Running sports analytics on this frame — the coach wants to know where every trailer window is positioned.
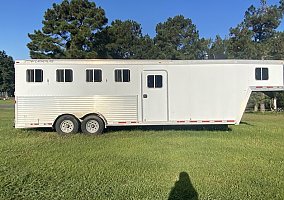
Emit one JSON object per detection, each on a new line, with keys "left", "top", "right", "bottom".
{"left": 65, "top": 70, "right": 73, "bottom": 82}
{"left": 147, "top": 75, "right": 163, "bottom": 88}
{"left": 35, "top": 69, "right": 43, "bottom": 82}
{"left": 56, "top": 70, "right": 64, "bottom": 82}
{"left": 147, "top": 75, "right": 154, "bottom": 88}
{"left": 255, "top": 68, "right": 261, "bottom": 80}
{"left": 26, "top": 69, "right": 43, "bottom": 82}
{"left": 86, "top": 69, "right": 102, "bottom": 82}
{"left": 262, "top": 68, "right": 269, "bottom": 80}
{"left": 26, "top": 69, "right": 34, "bottom": 82}
{"left": 255, "top": 68, "right": 269, "bottom": 80}
{"left": 115, "top": 69, "right": 130, "bottom": 82}
{"left": 155, "top": 75, "right": 163, "bottom": 88}
{"left": 56, "top": 69, "right": 73, "bottom": 82}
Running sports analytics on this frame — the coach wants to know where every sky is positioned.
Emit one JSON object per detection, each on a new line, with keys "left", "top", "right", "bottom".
{"left": 0, "top": 0, "right": 283, "bottom": 60}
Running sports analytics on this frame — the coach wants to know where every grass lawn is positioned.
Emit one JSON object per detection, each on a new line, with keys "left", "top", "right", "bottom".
{"left": 0, "top": 104, "right": 283, "bottom": 199}
{"left": 0, "top": 99, "right": 14, "bottom": 105}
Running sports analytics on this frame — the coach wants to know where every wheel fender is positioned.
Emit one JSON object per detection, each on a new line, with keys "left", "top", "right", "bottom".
{"left": 53, "top": 113, "right": 79, "bottom": 129}
{"left": 81, "top": 113, "right": 107, "bottom": 128}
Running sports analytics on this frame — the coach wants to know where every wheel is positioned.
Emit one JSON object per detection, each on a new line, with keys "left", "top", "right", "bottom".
{"left": 81, "top": 115, "right": 104, "bottom": 135}
{"left": 55, "top": 115, "right": 79, "bottom": 134}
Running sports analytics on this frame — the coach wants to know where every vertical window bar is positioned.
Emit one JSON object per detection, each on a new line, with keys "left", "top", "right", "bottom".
{"left": 255, "top": 68, "right": 261, "bottom": 80}
{"left": 86, "top": 69, "right": 93, "bottom": 82}
{"left": 262, "top": 68, "right": 269, "bottom": 80}
{"left": 35, "top": 69, "right": 43, "bottom": 82}
{"left": 31, "top": 70, "right": 34, "bottom": 82}
{"left": 26, "top": 69, "right": 34, "bottom": 82}
{"left": 155, "top": 75, "right": 163, "bottom": 88}
{"left": 115, "top": 70, "right": 122, "bottom": 82}
{"left": 26, "top": 69, "right": 29, "bottom": 82}
{"left": 147, "top": 75, "right": 154, "bottom": 88}
{"left": 65, "top": 69, "right": 73, "bottom": 82}
{"left": 56, "top": 69, "right": 64, "bottom": 82}
{"left": 123, "top": 69, "right": 130, "bottom": 82}
{"left": 94, "top": 69, "right": 102, "bottom": 82}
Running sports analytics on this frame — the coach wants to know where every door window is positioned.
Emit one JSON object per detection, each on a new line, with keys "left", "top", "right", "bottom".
{"left": 147, "top": 75, "right": 163, "bottom": 88}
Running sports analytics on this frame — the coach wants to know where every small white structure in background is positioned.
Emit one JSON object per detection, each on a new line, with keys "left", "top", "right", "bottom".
{"left": 14, "top": 59, "right": 284, "bottom": 134}
{"left": 272, "top": 97, "right": 277, "bottom": 110}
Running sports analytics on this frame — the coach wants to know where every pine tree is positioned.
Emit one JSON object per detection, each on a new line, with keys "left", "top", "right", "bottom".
{"left": 154, "top": 15, "right": 203, "bottom": 60}
{"left": 0, "top": 51, "right": 14, "bottom": 97}
{"left": 27, "top": 0, "right": 107, "bottom": 59}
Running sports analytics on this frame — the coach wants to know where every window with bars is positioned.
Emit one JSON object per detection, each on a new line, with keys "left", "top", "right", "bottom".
{"left": 115, "top": 69, "right": 130, "bottom": 82}
{"left": 86, "top": 69, "right": 102, "bottom": 82}
{"left": 255, "top": 68, "right": 269, "bottom": 80}
{"left": 147, "top": 75, "right": 163, "bottom": 88}
{"left": 26, "top": 69, "right": 43, "bottom": 82}
{"left": 56, "top": 69, "right": 73, "bottom": 82}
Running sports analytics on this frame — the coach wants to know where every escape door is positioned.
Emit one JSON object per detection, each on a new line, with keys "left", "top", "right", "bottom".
{"left": 142, "top": 71, "right": 168, "bottom": 122}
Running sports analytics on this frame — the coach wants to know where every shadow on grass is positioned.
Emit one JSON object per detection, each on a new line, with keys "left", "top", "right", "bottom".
{"left": 0, "top": 104, "right": 14, "bottom": 108}
{"left": 240, "top": 121, "right": 254, "bottom": 126}
{"left": 23, "top": 125, "right": 231, "bottom": 134}
{"left": 105, "top": 125, "right": 231, "bottom": 133}
{"left": 21, "top": 127, "right": 54, "bottom": 133}
{"left": 168, "top": 172, "right": 198, "bottom": 200}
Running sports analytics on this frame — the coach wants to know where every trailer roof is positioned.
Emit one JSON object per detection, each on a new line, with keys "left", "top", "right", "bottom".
{"left": 15, "top": 59, "right": 284, "bottom": 65}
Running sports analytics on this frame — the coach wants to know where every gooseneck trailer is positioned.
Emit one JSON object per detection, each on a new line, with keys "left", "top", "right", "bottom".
{"left": 14, "top": 59, "right": 284, "bottom": 134}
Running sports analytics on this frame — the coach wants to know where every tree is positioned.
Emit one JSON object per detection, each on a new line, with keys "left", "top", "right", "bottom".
{"left": 248, "top": 92, "right": 271, "bottom": 112}
{"left": 27, "top": 0, "right": 107, "bottom": 59}
{"left": 227, "top": 23, "right": 258, "bottom": 59}
{"left": 228, "top": 0, "right": 284, "bottom": 110}
{"left": 95, "top": 20, "right": 161, "bottom": 59}
{"left": 208, "top": 35, "right": 228, "bottom": 59}
{"left": 154, "top": 15, "right": 202, "bottom": 60}
{"left": 104, "top": 20, "right": 143, "bottom": 59}
{"left": 244, "top": 0, "right": 284, "bottom": 42}
{"left": 129, "top": 34, "right": 162, "bottom": 59}
{"left": 227, "top": 0, "right": 284, "bottom": 59}
{"left": 0, "top": 51, "right": 14, "bottom": 98}
{"left": 276, "top": 92, "right": 284, "bottom": 109}
{"left": 265, "top": 31, "right": 284, "bottom": 60}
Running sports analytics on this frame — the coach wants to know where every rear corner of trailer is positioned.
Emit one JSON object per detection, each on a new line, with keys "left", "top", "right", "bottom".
{"left": 281, "top": 62, "right": 284, "bottom": 92}
{"left": 14, "top": 60, "right": 23, "bottom": 129}
{"left": 14, "top": 60, "right": 19, "bottom": 128}
{"left": 280, "top": 61, "right": 284, "bottom": 90}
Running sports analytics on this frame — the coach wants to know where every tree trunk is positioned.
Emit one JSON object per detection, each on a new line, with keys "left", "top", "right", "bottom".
{"left": 260, "top": 102, "right": 265, "bottom": 112}
{"left": 272, "top": 97, "right": 277, "bottom": 111}
{"left": 254, "top": 103, "right": 258, "bottom": 112}
{"left": 260, "top": 92, "right": 266, "bottom": 112}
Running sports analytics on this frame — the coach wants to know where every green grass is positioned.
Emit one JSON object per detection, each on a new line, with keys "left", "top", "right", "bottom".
{"left": 0, "top": 99, "right": 14, "bottom": 105}
{"left": 0, "top": 106, "right": 283, "bottom": 199}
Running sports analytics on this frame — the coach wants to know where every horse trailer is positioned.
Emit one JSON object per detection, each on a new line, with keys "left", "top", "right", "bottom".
{"left": 14, "top": 59, "right": 284, "bottom": 134}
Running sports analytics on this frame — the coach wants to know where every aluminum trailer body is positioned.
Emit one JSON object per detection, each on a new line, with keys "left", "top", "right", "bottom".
{"left": 14, "top": 59, "right": 284, "bottom": 134}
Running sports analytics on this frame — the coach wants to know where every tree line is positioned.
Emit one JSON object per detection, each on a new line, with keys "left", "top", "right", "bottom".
{"left": 26, "top": 0, "right": 284, "bottom": 60}
{"left": 1, "top": 0, "right": 284, "bottom": 108}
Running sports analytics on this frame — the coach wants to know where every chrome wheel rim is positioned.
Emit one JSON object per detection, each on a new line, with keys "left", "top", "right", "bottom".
{"left": 60, "top": 120, "right": 74, "bottom": 133}
{"left": 86, "top": 120, "right": 99, "bottom": 134}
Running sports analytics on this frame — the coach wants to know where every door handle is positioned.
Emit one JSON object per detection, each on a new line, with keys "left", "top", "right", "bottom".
{"left": 143, "top": 94, "right": 148, "bottom": 98}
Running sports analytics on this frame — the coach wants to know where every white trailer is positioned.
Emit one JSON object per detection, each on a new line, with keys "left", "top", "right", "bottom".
{"left": 14, "top": 59, "right": 284, "bottom": 134}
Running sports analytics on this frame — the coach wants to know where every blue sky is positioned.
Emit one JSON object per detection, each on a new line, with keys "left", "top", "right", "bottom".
{"left": 0, "top": 0, "right": 283, "bottom": 60}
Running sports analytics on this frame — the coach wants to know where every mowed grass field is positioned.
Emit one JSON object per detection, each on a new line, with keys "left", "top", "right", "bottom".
{"left": 0, "top": 99, "right": 14, "bottom": 105}
{"left": 0, "top": 102, "right": 283, "bottom": 199}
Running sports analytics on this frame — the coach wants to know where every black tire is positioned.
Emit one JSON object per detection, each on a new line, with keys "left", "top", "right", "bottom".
{"left": 81, "top": 115, "right": 104, "bottom": 135}
{"left": 55, "top": 115, "right": 79, "bottom": 134}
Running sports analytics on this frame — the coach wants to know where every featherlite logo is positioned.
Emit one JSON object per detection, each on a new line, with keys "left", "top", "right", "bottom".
{"left": 29, "top": 60, "right": 54, "bottom": 64}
